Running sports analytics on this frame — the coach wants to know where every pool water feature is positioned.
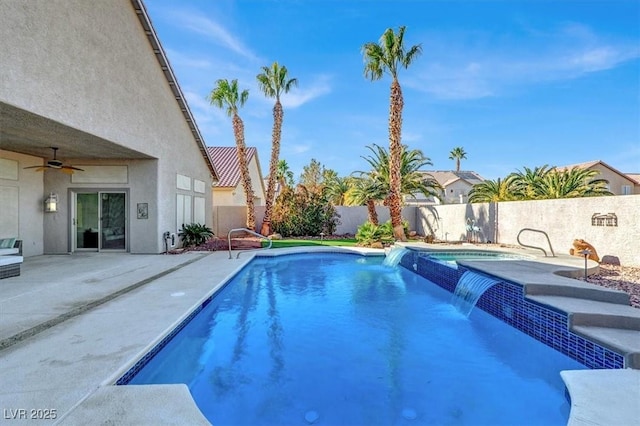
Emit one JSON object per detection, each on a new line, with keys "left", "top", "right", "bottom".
{"left": 382, "top": 246, "right": 409, "bottom": 267}
{"left": 125, "top": 253, "right": 586, "bottom": 425}
{"left": 452, "top": 270, "right": 501, "bottom": 316}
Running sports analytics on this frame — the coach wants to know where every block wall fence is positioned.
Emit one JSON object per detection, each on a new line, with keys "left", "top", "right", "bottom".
{"left": 213, "top": 194, "right": 639, "bottom": 266}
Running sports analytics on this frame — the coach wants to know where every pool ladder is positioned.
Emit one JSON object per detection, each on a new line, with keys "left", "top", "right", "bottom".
{"left": 517, "top": 228, "right": 556, "bottom": 257}
{"left": 227, "top": 228, "right": 272, "bottom": 259}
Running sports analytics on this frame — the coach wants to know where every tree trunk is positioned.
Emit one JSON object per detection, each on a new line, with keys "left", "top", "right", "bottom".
{"left": 260, "top": 100, "right": 283, "bottom": 236}
{"left": 366, "top": 199, "right": 379, "bottom": 226}
{"left": 388, "top": 79, "right": 406, "bottom": 241}
{"left": 232, "top": 113, "right": 256, "bottom": 230}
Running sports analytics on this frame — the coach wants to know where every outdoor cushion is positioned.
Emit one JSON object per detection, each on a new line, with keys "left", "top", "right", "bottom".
{"left": 0, "top": 255, "right": 22, "bottom": 266}
{"left": 0, "top": 238, "right": 16, "bottom": 249}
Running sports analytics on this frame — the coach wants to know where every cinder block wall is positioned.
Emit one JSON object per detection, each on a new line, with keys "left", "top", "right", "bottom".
{"left": 214, "top": 195, "right": 639, "bottom": 266}
{"left": 417, "top": 195, "right": 640, "bottom": 266}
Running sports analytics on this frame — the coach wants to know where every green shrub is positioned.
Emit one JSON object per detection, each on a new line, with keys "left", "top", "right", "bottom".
{"left": 180, "top": 223, "right": 214, "bottom": 247}
{"left": 271, "top": 186, "right": 340, "bottom": 237}
{"left": 355, "top": 219, "right": 409, "bottom": 246}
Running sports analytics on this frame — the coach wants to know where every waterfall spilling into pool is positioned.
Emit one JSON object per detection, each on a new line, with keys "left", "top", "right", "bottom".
{"left": 382, "top": 247, "right": 409, "bottom": 267}
{"left": 452, "top": 270, "right": 500, "bottom": 316}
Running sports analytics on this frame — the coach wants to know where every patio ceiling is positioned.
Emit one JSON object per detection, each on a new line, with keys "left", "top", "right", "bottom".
{"left": 0, "top": 101, "right": 154, "bottom": 160}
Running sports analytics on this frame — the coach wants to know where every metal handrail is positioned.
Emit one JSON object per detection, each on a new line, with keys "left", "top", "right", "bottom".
{"left": 517, "top": 228, "right": 555, "bottom": 257}
{"left": 227, "top": 228, "right": 272, "bottom": 259}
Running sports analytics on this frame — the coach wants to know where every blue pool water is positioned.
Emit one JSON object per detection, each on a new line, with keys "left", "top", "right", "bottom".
{"left": 128, "top": 253, "right": 586, "bottom": 425}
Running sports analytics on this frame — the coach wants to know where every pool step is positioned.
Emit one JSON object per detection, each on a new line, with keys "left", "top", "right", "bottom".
{"left": 524, "top": 282, "right": 630, "bottom": 305}
{"left": 526, "top": 294, "right": 640, "bottom": 368}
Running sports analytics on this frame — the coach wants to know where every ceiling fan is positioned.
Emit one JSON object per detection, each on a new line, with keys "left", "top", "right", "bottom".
{"left": 23, "top": 147, "right": 84, "bottom": 174}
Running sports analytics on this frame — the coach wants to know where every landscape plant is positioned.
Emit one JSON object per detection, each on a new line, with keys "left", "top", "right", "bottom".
{"left": 271, "top": 185, "right": 340, "bottom": 237}
{"left": 468, "top": 165, "right": 613, "bottom": 202}
{"left": 449, "top": 147, "right": 467, "bottom": 172}
{"left": 362, "top": 26, "right": 422, "bottom": 241}
{"left": 180, "top": 223, "right": 214, "bottom": 247}
{"left": 355, "top": 219, "right": 410, "bottom": 247}
{"left": 208, "top": 79, "right": 256, "bottom": 230}
{"left": 256, "top": 62, "right": 297, "bottom": 236}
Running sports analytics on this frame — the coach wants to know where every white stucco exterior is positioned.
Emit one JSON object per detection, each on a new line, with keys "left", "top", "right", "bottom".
{"left": 0, "top": 0, "right": 216, "bottom": 255}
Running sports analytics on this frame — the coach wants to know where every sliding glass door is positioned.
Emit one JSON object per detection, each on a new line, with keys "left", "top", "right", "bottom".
{"left": 73, "top": 191, "right": 127, "bottom": 251}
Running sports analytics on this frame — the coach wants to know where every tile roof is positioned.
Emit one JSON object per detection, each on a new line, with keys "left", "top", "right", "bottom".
{"left": 207, "top": 146, "right": 257, "bottom": 188}
{"left": 626, "top": 174, "right": 640, "bottom": 184}
{"left": 556, "top": 160, "right": 638, "bottom": 183}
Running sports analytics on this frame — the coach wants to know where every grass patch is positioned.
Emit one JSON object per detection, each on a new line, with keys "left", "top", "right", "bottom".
{"left": 262, "top": 238, "right": 358, "bottom": 248}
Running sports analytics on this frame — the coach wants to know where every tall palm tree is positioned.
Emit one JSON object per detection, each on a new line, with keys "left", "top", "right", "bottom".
{"left": 449, "top": 147, "right": 467, "bottom": 172}
{"left": 256, "top": 62, "right": 298, "bottom": 236}
{"left": 468, "top": 176, "right": 519, "bottom": 203}
{"left": 208, "top": 79, "right": 256, "bottom": 230}
{"left": 362, "top": 26, "right": 422, "bottom": 241}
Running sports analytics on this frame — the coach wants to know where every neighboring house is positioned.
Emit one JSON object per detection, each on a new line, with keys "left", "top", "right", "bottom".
{"left": 0, "top": 0, "right": 218, "bottom": 256}
{"left": 407, "top": 171, "right": 486, "bottom": 205}
{"left": 626, "top": 174, "right": 640, "bottom": 192}
{"left": 207, "top": 147, "right": 266, "bottom": 206}
{"left": 557, "top": 160, "right": 640, "bottom": 195}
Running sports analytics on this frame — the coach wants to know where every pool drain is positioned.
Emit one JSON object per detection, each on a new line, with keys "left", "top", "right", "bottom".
{"left": 305, "top": 410, "right": 319, "bottom": 424}
{"left": 402, "top": 408, "right": 417, "bottom": 420}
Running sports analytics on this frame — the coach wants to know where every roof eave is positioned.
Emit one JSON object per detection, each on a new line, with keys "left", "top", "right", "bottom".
{"left": 130, "top": 0, "right": 219, "bottom": 182}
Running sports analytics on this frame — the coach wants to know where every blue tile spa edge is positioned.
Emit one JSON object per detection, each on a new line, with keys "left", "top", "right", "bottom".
{"left": 400, "top": 250, "right": 625, "bottom": 370}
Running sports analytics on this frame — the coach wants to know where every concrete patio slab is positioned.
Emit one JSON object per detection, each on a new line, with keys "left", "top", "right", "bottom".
{"left": 0, "top": 246, "right": 638, "bottom": 425}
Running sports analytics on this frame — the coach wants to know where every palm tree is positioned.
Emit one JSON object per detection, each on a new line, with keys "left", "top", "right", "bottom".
{"left": 536, "top": 167, "right": 612, "bottom": 199}
{"left": 511, "top": 165, "right": 552, "bottom": 199}
{"left": 449, "top": 147, "right": 467, "bottom": 172}
{"left": 347, "top": 176, "right": 386, "bottom": 225}
{"left": 468, "top": 176, "right": 519, "bottom": 203}
{"left": 208, "top": 79, "right": 256, "bottom": 230}
{"left": 276, "top": 159, "right": 294, "bottom": 190}
{"left": 358, "top": 143, "right": 441, "bottom": 204}
{"left": 323, "top": 175, "right": 351, "bottom": 206}
{"left": 362, "top": 26, "right": 422, "bottom": 241}
{"left": 257, "top": 62, "right": 298, "bottom": 236}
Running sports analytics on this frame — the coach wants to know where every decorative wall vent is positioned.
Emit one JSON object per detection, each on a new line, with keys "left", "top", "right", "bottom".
{"left": 591, "top": 213, "right": 617, "bottom": 227}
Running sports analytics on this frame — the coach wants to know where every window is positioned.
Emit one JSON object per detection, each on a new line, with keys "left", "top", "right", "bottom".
{"left": 622, "top": 185, "right": 632, "bottom": 195}
{"left": 176, "top": 194, "right": 192, "bottom": 232}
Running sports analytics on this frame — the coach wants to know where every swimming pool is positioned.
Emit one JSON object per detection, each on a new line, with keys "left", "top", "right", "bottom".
{"left": 123, "top": 252, "right": 587, "bottom": 425}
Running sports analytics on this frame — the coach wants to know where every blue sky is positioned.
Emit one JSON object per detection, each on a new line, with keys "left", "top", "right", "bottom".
{"left": 144, "top": 0, "right": 640, "bottom": 181}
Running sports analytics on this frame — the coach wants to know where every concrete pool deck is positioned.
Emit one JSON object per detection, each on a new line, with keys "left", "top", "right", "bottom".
{"left": 0, "top": 246, "right": 638, "bottom": 425}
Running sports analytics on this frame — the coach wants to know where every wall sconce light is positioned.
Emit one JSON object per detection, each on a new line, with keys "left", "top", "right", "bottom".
{"left": 44, "top": 193, "right": 58, "bottom": 212}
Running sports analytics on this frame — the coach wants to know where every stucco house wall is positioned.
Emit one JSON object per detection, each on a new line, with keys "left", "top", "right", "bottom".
{"left": 0, "top": 0, "right": 214, "bottom": 254}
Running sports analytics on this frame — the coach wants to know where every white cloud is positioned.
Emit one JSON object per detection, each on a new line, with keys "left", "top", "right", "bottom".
{"left": 171, "top": 10, "right": 258, "bottom": 62}
{"left": 408, "top": 25, "right": 640, "bottom": 100}
{"left": 281, "top": 75, "right": 332, "bottom": 108}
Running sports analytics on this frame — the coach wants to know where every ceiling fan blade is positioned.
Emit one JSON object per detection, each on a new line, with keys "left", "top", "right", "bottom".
{"left": 62, "top": 165, "right": 84, "bottom": 172}
{"left": 23, "top": 165, "right": 47, "bottom": 169}
{"left": 61, "top": 168, "right": 76, "bottom": 175}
